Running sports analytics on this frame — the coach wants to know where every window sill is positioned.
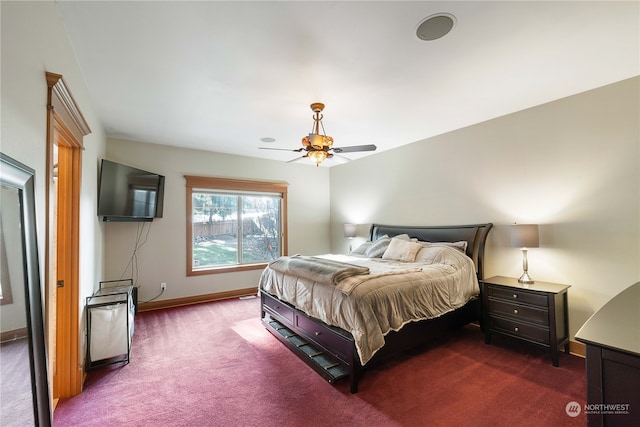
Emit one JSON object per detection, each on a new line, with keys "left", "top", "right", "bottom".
{"left": 187, "top": 262, "right": 268, "bottom": 277}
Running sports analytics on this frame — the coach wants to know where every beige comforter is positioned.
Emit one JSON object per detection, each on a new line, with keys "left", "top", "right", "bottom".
{"left": 259, "top": 245, "right": 479, "bottom": 365}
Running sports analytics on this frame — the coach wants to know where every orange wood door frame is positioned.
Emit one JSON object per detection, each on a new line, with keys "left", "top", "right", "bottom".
{"left": 45, "top": 72, "right": 91, "bottom": 400}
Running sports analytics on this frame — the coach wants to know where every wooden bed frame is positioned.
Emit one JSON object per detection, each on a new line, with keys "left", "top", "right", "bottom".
{"left": 260, "top": 223, "right": 493, "bottom": 393}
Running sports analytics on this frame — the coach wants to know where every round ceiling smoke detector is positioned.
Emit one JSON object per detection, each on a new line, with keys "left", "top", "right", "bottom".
{"left": 416, "top": 13, "right": 456, "bottom": 41}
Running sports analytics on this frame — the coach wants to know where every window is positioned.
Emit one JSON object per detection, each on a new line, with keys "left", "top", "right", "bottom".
{"left": 185, "top": 176, "right": 288, "bottom": 276}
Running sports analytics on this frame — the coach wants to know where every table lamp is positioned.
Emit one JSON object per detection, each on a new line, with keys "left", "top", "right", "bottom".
{"left": 344, "top": 223, "right": 357, "bottom": 252}
{"left": 511, "top": 224, "right": 539, "bottom": 284}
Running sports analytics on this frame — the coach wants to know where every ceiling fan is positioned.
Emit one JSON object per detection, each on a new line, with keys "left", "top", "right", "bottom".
{"left": 260, "top": 102, "right": 377, "bottom": 166}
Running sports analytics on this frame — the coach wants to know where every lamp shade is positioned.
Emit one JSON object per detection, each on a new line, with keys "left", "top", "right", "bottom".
{"left": 343, "top": 223, "right": 357, "bottom": 238}
{"left": 511, "top": 224, "right": 539, "bottom": 248}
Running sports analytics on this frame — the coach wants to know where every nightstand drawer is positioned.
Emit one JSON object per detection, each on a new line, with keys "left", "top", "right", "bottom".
{"left": 262, "top": 293, "right": 295, "bottom": 325}
{"left": 488, "top": 299, "right": 549, "bottom": 326}
{"left": 487, "top": 285, "right": 548, "bottom": 307}
{"left": 490, "top": 316, "right": 549, "bottom": 345}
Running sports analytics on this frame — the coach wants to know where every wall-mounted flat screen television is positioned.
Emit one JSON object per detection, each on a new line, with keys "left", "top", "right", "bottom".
{"left": 97, "top": 159, "right": 165, "bottom": 222}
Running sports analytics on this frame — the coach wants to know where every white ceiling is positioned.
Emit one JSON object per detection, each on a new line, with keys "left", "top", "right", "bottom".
{"left": 56, "top": 1, "right": 639, "bottom": 166}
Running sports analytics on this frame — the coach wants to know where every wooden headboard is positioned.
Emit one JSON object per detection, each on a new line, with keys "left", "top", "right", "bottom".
{"left": 369, "top": 223, "right": 493, "bottom": 280}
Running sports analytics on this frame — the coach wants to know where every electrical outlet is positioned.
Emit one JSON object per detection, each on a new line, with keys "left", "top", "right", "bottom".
{"left": 160, "top": 282, "right": 167, "bottom": 291}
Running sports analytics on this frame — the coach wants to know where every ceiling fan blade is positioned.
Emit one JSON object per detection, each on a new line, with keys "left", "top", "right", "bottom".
{"left": 332, "top": 144, "right": 377, "bottom": 153}
{"left": 331, "top": 154, "right": 351, "bottom": 164}
{"left": 260, "top": 147, "right": 304, "bottom": 152}
{"left": 286, "top": 155, "right": 308, "bottom": 163}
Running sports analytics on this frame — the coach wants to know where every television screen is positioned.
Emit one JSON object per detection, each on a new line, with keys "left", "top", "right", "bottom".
{"left": 97, "top": 159, "right": 165, "bottom": 221}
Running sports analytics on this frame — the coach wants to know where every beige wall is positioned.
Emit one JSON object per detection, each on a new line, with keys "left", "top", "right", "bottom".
{"left": 1, "top": 1, "right": 107, "bottom": 355}
{"left": 330, "top": 77, "right": 640, "bottom": 337}
{"left": 104, "top": 138, "right": 330, "bottom": 303}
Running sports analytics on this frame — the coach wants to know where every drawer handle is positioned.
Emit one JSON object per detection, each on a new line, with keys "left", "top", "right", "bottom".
{"left": 513, "top": 309, "right": 519, "bottom": 314}
{"left": 513, "top": 294, "right": 518, "bottom": 299}
{"left": 514, "top": 327, "right": 519, "bottom": 332}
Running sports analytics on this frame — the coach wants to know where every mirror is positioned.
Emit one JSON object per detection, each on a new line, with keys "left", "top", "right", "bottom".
{"left": 0, "top": 153, "right": 51, "bottom": 426}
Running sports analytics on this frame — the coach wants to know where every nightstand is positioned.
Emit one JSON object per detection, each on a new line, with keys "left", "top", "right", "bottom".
{"left": 480, "top": 275, "right": 570, "bottom": 366}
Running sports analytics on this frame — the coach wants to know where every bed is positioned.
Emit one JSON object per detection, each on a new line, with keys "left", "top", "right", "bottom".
{"left": 259, "top": 223, "right": 493, "bottom": 393}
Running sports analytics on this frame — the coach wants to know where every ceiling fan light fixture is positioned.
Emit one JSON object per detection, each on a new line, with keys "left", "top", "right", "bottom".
{"left": 301, "top": 102, "right": 334, "bottom": 164}
{"left": 304, "top": 133, "right": 333, "bottom": 150}
{"left": 307, "top": 150, "right": 330, "bottom": 167}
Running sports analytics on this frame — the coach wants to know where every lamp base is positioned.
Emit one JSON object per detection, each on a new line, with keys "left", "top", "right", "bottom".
{"left": 518, "top": 272, "right": 534, "bottom": 285}
{"left": 518, "top": 248, "right": 534, "bottom": 285}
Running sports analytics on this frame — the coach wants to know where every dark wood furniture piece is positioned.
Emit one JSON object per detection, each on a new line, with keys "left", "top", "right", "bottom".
{"left": 480, "top": 275, "right": 570, "bottom": 366}
{"left": 261, "top": 223, "right": 492, "bottom": 393}
{"left": 575, "top": 282, "right": 640, "bottom": 426}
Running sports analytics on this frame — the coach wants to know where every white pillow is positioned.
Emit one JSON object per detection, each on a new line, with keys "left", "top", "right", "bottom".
{"left": 392, "top": 233, "right": 411, "bottom": 241}
{"left": 382, "top": 238, "right": 423, "bottom": 262}
{"left": 350, "top": 241, "right": 372, "bottom": 255}
{"left": 364, "top": 237, "right": 391, "bottom": 258}
{"left": 415, "top": 245, "right": 444, "bottom": 263}
{"left": 418, "top": 240, "right": 468, "bottom": 253}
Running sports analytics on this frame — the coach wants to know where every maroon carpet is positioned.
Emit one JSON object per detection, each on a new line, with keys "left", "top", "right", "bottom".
{"left": 54, "top": 297, "right": 586, "bottom": 426}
